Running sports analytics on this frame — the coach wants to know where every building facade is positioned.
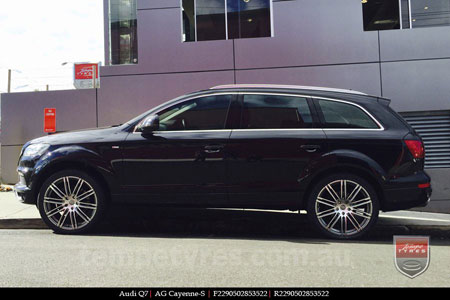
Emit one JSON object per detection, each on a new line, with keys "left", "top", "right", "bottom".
{"left": 1, "top": 0, "right": 449, "bottom": 211}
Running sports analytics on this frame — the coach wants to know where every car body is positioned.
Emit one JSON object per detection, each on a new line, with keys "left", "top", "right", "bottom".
{"left": 14, "top": 84, "right": 432, "bottom": 238}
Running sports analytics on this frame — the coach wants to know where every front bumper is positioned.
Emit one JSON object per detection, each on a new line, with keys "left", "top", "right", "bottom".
{"left": 14, "top": 168, "right": 36, "bottom": 205}
{"left": 382, "top": 171, "right": 432, "bottom": 211}
{"left": 14, "top": 182, "right": 33, "bottom": 204}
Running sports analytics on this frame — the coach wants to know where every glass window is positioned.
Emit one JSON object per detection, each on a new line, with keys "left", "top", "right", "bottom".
{"left": 157, "top": 95, "right": 231, "bottom": 131}
{"left": 109, "top": 0, "right": 138, "bottom": 65}
{"left": 228, "top": 0, "right": 271, "bottom": 39}
{"left": 411, "top": 0, "right": 450, "bottom": 28}
{"left": 363, "top": 0, "right": 450, "bottom": 31}
{"left": 182, "top": 0, "right": 196, "bottom": 42}
{"left": 317, "top": 100, "right": 379, "bottom": 129}
{"left": 182, "top": 0, "right": 272, "bottom": 42}
{"left": 241, "top": 95, "right": 312, "bottom": 129}
{"left": 196, "top": 0, "right": 227, "bottom": 41}
{"left": 362, "top": 0, "right": 400, "bottom": 31}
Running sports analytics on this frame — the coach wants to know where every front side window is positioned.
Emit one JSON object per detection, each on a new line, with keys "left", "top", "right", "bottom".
{"left": 157, "top": 95, "right": 232, "bottom": 131}
{"left": 363, "top": 0, "right": 450, "bottom": 31}
{"left": 317, "top": 100, "right": 379, "bottom": 129}
{"left": 241, "top": 94, "right": 312, "bottom": 129}
{"left": 109, "top": 0, "right": 138, "bottom": 65}
{"left": 182, "top": 0, "right": 272, "bottom": 42}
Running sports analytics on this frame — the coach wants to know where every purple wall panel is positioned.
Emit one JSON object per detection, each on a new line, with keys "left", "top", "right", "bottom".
{"left": 102, "top": 8, "right": 234, "bottom": 76}
{"left": 1, "top": 146, "right": 22, "bottom": 184}
{"left": 1, "top": 89, "right": 97, "bottom": 146}
{"left": 138, "top": 0, "right": 179, "bottom": 10}
{"left": 97, "top": 70, "right": 235, "bottom": 126}
{"left": 236, "top": 63, "right": 382, "bottom": 96}
{"left": 234, "top": 0, "right": 379, "bottom": 69}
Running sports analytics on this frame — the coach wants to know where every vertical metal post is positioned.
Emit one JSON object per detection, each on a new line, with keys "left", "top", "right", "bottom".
{"left": 225, "top": 0, "right": 228, "bottom": 40}
{"left": 408, "top": 0, "right": 412, "bottom": 29}
{"left": 46, "top": 84, "right": 49, "bottom": 91}
{"left": 194, "top": 0, "right": 197, "bottom": 42}
{"left": 92, "top": 65, "right": 96, "bottom": 89}
{"left": 7, "top": 69, "right": 11, "bottom": 93}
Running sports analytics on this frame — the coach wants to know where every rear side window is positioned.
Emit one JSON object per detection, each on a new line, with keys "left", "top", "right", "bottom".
{"left": 316, "top": 99, "right": 379, "bottom": 129}
{"left": 157, "top": 95, "right": 231, "bottom": 131}
{"left": 242, "top": 94, "right": 313, "bottom": 129}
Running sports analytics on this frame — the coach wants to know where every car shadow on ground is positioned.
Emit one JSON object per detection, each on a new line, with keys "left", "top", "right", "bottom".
{"left": 86, "top": 205, "right": 450, "bottom": 245}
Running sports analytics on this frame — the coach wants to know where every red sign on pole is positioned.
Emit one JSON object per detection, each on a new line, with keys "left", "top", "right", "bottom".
{"left": 74, "top": 63, "right": 100, "bottom": 89}
{"left": 44, "top": 108, "right": 56, "bottom": 133}
{"left": 74, "top": 63, "right": 99, "bottom": 80}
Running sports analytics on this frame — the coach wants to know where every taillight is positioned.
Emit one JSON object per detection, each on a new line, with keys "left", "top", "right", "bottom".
{"left": 404, "top": 140, "right": 425, "bottom": 159}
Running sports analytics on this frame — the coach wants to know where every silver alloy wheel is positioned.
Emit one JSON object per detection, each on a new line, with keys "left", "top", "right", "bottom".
{"left": 43, "top": 176, "right": 98, "bottom": 230}
{"left": 315, "top": 179, "right": 373, "bottom": 236}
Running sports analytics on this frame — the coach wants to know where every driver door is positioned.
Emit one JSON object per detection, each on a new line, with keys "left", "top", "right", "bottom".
{"left": 120, "top": 94, "right": 234, "bottom": 205}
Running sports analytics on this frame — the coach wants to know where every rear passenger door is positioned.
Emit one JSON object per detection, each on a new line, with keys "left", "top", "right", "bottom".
{"left": 226, "top": 93, "right": 327, "bottom": 207}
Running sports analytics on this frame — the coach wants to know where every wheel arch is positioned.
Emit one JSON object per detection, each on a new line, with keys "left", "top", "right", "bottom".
{"left": 299, "top": 163, "right": 386, "bottom": 211}
{"left": 30, "top": 160, "right": 112, "bottom": 205}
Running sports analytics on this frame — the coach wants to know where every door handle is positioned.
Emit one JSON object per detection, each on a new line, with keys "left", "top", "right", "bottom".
{"left": 300, "top": 144, "right": 321, "bottom": 152}
{"left": 204, "top": 145, "right": 224, "bottom": 154}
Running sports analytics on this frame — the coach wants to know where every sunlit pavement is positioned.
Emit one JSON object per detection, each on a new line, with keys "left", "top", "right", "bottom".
{"left": 0, "top": 191, "right": 450, "bottom": 287}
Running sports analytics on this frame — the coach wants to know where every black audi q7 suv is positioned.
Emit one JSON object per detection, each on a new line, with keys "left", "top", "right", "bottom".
{"left": 14, "top": 84, "right": 431, "bottom": 239}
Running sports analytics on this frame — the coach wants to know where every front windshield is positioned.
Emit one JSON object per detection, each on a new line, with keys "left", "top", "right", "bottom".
{"left": 124, "top": 94, "right": 189, "bottom": 126}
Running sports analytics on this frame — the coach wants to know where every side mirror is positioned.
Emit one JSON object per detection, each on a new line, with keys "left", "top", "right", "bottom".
{"left": 139, "top": 115, "right": 159, "bottom": 134}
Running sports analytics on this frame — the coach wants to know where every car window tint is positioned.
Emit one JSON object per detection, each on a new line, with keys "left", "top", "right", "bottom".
{"left": 317, "top": 99, "right": 379, "bottom": 129}
{"left": 242, "top": 94, "right": 312, "bottom": 129}
{"left": 157, "top": 95, "right": 231, "bottom": 131}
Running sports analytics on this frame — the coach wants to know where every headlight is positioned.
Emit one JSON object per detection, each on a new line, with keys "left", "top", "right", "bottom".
{"left": 22, "top": 144, "right": 50, "bottom": 158}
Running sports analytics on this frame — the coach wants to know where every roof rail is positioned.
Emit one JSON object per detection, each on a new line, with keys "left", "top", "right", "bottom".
{"left": 210, "top": 84, "right": 367, "bottom": 95}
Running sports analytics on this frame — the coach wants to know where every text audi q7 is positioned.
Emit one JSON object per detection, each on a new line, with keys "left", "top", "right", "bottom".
{"left": 14, "top": 84, "right": 432, "bottom": 239}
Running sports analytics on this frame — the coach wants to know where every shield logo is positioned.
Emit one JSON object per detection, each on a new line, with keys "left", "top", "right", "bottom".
{"left": 394, "top": 236, "right": 430, "bottom": 278}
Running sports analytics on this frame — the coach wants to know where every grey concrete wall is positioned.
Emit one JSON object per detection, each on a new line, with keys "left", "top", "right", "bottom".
{"left": 0, "top": 90, "right": 97, "bottom": 184}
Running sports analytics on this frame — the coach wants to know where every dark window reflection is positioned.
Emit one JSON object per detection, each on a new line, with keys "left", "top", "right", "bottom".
{"left": 157, "top": 95, "right": 231, "bottom": 131}
{"left": 109, "top": 0, "right": 138, "bottom": 65}
{"left": 182, "top": 0, "right": 196, "bottom": 42}
{"left": 411, "top": 0, "right": 450, "bottom": 28}
{"left": 242, "top": 95, "right": 312, "bottom": 129}
{"left": 362, "top": 0, "right": 400, "bottom": 31}
{"left": 182, "top": 0, "right": 272, "bottom": 42}
{"left": 196, "top": 0, "right": 226, "bottom": 41}
{"left": 228, "top": 0, "right": 271, "bottom": 39}
{"left": 317, "top": 100, "right": 378, "bottom": 129}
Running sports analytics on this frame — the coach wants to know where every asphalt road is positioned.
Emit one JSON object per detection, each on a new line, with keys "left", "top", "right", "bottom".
{"left": 1, "top": 207, "right": 449, "bottom": 287}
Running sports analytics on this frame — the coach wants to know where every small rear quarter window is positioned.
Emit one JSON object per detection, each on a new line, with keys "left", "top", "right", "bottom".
{"left": 317, "top": 99, "right": 379, "bottom": 129}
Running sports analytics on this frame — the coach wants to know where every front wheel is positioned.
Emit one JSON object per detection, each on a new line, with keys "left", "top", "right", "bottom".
{"left": 307, "top": 173, "right": 379, "bottom": 239}
{"left": 37, "top": 170, "right": 106, "bottom": 234}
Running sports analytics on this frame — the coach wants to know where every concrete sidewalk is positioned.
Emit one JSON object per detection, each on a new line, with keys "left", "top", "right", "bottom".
{"left": 0, "top": 189, "right": 44, "bottom": 229}
{"left": 0, "top": 190, "right": 40, "bottom": 219}
{"left": 1, "top": 188, "right": 450, "bottom": 229}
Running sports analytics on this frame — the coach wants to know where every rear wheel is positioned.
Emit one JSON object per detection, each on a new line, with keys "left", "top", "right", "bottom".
{"left": 307, "top": 173, "right": 379, "bottom": 239}
{"left": 37, "top": 170, "right": 106, "bottom": 234}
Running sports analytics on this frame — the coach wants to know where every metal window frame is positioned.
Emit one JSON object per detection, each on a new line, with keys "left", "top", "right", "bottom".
{"left": 399, "top": 0, "right": 413, "bottom": 29}
{"left": 133, "top": 92, "right": 385, "bottom": 133}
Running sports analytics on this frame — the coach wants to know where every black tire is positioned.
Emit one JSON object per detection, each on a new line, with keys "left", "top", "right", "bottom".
{"left": 37, "top": 169, "right": 107, "bottom": 234}
{"left": 306, "top": 173, "right": 379, "bottom": 240}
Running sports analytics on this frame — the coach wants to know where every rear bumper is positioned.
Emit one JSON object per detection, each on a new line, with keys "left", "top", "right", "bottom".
{"left": 382, "top": 171, "right": 432, "bottom": 211}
